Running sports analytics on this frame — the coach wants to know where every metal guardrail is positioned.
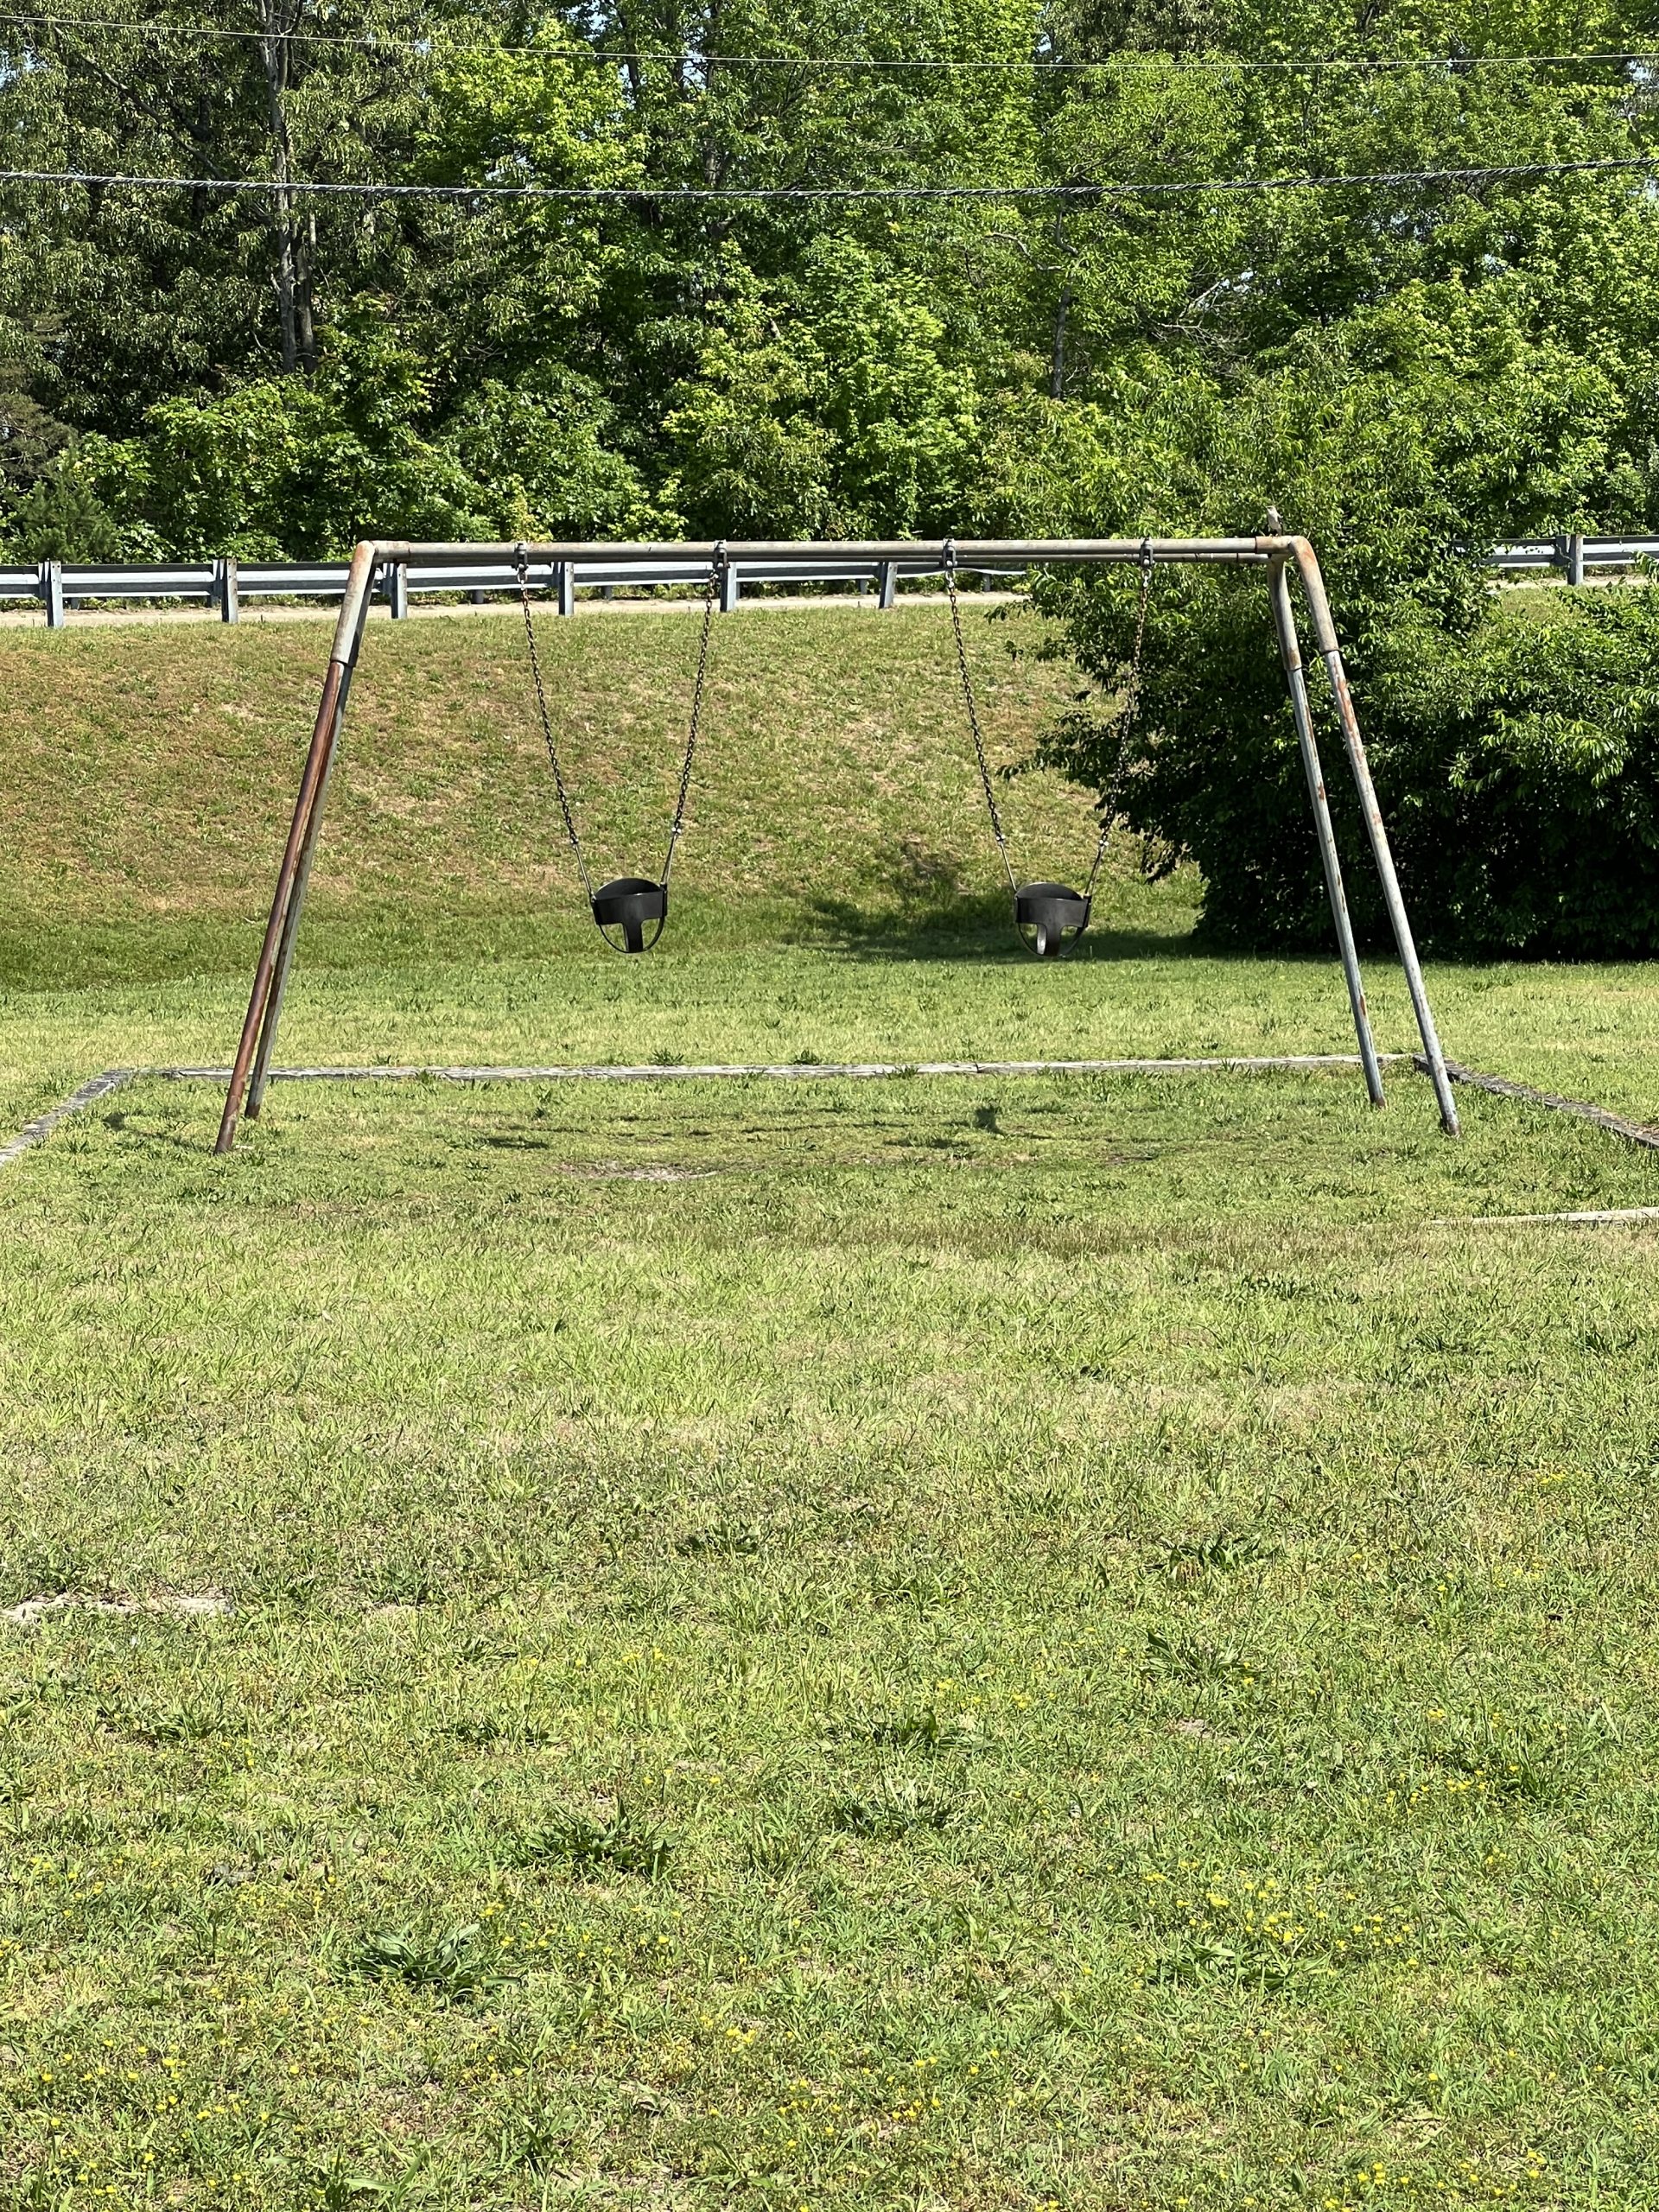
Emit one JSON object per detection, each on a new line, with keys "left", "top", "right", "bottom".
{"left": 1488, "top": 532, "right": 1659, "bottom": 585}
{"left": 0, "top": 533, "right": 1649, "bottom": 627}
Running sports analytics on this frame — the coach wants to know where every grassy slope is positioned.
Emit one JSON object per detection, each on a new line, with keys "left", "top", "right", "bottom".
{"left": 0, "top": 599, "right": 1155, "bottom": 985}
{"left": 3, "top": 607, "right": 1659, "bottom": 2212}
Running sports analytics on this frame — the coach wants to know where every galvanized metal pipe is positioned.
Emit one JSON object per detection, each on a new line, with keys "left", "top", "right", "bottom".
{"left": 1267, "top": 559, "right": 1385, "bottom": 1108}
{"left": 360, "top": 535, "right": 1277, "bottom": 569}
{"left": 1288, "top": 539, "right": 1460, "bottom": 1135}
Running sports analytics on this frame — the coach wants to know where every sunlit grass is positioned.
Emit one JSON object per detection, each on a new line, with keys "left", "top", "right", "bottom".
{"left": 3, "top": 609, "right": 1658, "bottom": 2210}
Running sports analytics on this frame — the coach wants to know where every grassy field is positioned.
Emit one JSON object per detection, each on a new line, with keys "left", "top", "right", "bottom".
{"left": 3, "top": 604, "right": 1659, "bottom": 2212}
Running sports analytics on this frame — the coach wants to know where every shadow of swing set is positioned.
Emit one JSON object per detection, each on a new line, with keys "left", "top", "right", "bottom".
{"left": 213, "top": 534, "right": 1461, "bottom": 1155}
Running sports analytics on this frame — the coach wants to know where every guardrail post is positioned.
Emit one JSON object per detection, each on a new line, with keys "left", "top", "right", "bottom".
{"left": 219, "top": 556, "right": 240, "bottom": 624}
{"left": 1554, "top": 532, "right": 1587, "bottom": 586}
{"left": 556, "top": 561, "right": 575, "bottom": 617}
{"left": 878, "top": 560, "right": 898, "bottom": 609}
{"left": 387, "top": 561, "right": 409, "bottom": 619}
{"left": 719, "top": 563, "right": 741, "bottom": 613}
{"left": 40, "top": 560, "right": 64, "bottom": 628}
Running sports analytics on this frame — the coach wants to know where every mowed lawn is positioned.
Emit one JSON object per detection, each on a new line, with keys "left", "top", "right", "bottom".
{"left": 3, "top": 604, "right": 1659, "bottom": 2212}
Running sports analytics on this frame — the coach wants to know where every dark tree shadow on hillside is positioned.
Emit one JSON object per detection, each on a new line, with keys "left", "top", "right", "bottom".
{"left": 797, "top": 836, "right": 1209, "bottom": 964}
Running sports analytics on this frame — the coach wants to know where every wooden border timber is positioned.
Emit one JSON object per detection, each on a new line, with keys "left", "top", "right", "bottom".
{"left": 1430, "top": 1059, "right": 1659, "bottom": 1151}
{"left": 212, "top": 533, "right": 1462, "bottom": 1152}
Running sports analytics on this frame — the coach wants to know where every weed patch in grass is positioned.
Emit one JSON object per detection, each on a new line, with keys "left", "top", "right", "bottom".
{"left": 868, "top": 1706, "right": 988, "bottom": 1753}
{"left": 830, "top": 1778, "right": 958, "bottom": 1839}
{"left": 1146, "top": 1526, "right": 1279, "bottom": 1581}
{"left": 514, "top": 1801, "right": 677, "bottom": 1881}
{"left": 676, "top": 1519, "right": 766, "bottom": 1558}
{"left": 353, "top": 1923, "right": 510, "bottom": 2003}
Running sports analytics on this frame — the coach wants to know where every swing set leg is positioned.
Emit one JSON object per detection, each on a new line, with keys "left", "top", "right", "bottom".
{"left": 1288, "top": 541, "right": 1460, "bottom": 1137}
{"left": 1267, "top": 557, "right": 1386, "bottom": 1109}
{"left": 247, "top": 646, "right": 360, "bottom": 1120}
{"left": 216, "top": 545, "right": 378, "bottom": 1155}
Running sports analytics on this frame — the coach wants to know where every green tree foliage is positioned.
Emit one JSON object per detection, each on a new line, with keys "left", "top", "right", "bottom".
{"left": 3, "top": 0, "right": 1659, "bottom": 944}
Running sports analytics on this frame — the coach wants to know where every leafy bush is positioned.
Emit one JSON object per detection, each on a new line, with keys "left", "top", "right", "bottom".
{"left": 1355, "top": 590, "right": 1659, "bottom": 957}
{"left": 664, "top": 240, "right": 982, "bottom": 538}
{"left": 1, "top": 448, "right": 124, "bottom": 561}
{"left": 84, "top": 303, "right": 665, "bottom": 557}
{"left": 1052, "top": 581, "right": 1659, "bottom": 960}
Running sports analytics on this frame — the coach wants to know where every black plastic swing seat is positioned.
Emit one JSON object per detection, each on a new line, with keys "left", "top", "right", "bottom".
{"left": 1015, "top": 880, "right": 1091, "bottom": 958}
{"left": 591, "top": 875, "right": 668, "bottom": 953}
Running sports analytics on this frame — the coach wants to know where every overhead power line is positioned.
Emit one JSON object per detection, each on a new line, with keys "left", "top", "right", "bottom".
{"left": 3, "top": 156, "right": 1658, "bottom": 200}
{"left": 1, "top": 11, "right": 1656, "bottom": 71}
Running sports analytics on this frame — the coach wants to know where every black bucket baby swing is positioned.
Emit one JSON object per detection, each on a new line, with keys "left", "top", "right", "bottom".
{"left": 945, "top": 534, "right": 1154, "bottom": 957}
{"left": 513, "top": 541, "right": 725, "bottom": 954}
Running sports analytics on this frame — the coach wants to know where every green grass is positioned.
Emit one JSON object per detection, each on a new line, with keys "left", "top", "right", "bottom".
{"left": 3, "top": 605, "right": 1659, "bottom": 2212}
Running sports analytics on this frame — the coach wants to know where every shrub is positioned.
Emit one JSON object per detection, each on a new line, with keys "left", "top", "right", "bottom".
{"left": 2, "top": 448, "right": 124, "bottom": 561}
{"left": 1049, "top": 581, "right": 1659, "bottom": 959}
{"left": 1357, "top": 588, "right": 1659, "bottom": 957}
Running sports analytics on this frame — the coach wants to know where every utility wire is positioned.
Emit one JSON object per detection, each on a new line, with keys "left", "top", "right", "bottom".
{"left": 3, "top": 155, "right": 1657, "bottom": 198}
{"left": 2, "top": 11, "right": 1656, "bottom": 71}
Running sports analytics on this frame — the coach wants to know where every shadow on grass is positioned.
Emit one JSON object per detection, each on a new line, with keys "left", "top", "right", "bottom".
{"left": 787, "top": 834, "right": 1213, "bottom": 964}
{"left": 799, "top": 886, "right": 1208, "bottom": 965}
{"left": 99, "top": 1111, "right": 203, "bottom": 1155}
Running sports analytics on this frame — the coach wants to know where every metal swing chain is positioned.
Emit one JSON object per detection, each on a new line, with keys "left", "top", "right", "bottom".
{"left": 515, "top": 547, "right": 595, "bottom": 905}
{"left": 944, "top": 537, "right": 1019, "bottom": 897}
{"left": 1084, "top": 537, "right": 1154, "bottom": 903}
{"left": 660, "top": 541, "right": 723, "bottom": 890}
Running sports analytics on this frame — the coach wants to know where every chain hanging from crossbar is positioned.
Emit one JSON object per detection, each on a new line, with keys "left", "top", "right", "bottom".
{"left": 514, "top": 543, "right": 723, "bottom": 918}
{"left": 660, "top": 543, "right": 721, "bottom": 890}
{"left": 944, "top": 539, "right": 1018, "bottom": 898}
{"left": 1084, "top": 537, "right": 1155, "bottom": 902}
{"left": 947, "top": 536, "right": 1155, "bottom": 906}
{"left": 516, "top": 548, "right": 595, "bottom": 905}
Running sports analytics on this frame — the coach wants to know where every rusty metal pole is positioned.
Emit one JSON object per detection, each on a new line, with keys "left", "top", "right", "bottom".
{"left": 1289, "top": 539, "right": 1460, "bottom": 1135}
{"left": 215, "top": 543, "right": 380, "bottom": 1154}
{"left": 244, "top": 741, "right": 333, "bottom": 1121}
{"left": 1267, "top": 558, "right": 1385, "bottom": 1108}
{"left": 245, "top": 552, "right": 378, "bottom": 1117}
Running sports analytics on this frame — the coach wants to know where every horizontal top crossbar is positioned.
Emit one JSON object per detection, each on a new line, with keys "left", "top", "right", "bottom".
{"left": 359, "top": 535, "right": 1285, "bottom": 569}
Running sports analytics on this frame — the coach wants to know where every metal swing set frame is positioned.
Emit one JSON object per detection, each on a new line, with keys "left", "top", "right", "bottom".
{"left": 213, "top": 532, "right": 1461, "bottom": 1154}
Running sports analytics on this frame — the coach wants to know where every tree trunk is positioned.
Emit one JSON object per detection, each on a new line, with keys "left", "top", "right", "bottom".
{"left": 1051, "top": 284, "right": 1071, "bottom": 399}
{"left": 257, "top": 0, "right": 315, "bottom": 374}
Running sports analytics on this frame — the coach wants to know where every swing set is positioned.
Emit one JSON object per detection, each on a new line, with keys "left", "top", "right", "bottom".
{"left": 213, "top": 532, "right": 1460, "bottom": 1154}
